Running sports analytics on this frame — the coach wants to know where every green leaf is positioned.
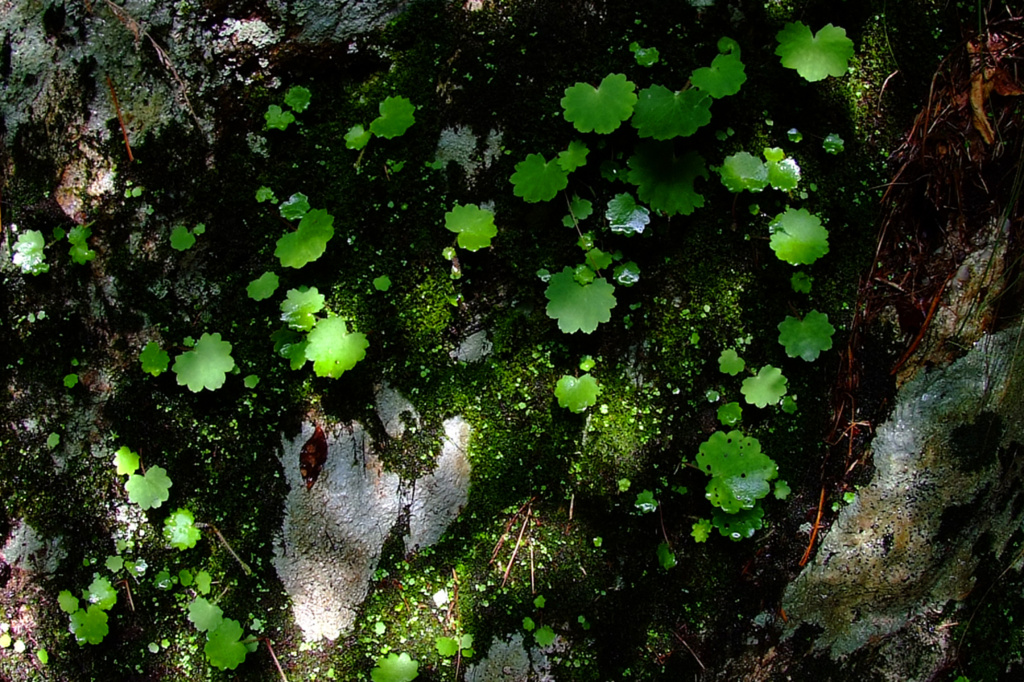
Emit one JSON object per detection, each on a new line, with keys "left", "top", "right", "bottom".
{"left": 370, "top": 96, "right": 416, "bottom": 139}
{"left": 635, "top": 490, "right": 658, "bottom": 513}
{"left": 272, "top": 329, "right": 308, "bottom": 370}
{"left": 205, "top": 618, "right": 248, "bottom": 670}
{"left": 279, "top": 193, "right": 311, "bottom": 220}
{"left": 444, "top": 203, "right": 497, "bottom": 251}
{"left": 435, "top": 636, "right": 458, "bottom": 657}
{"left": 691, "top": 37, "right": 746, "bottom": 98}
{"left": 697, "top": 431, "right": 777, "bottom": 513}
{"left": 718, "top": 152, "right": 768, "bottom": 193}
{"left": 766, "top": 150, "right": 801, "bottom": 191}
{"left": 169, "top": 225, "right": 196, "bottom": 251}
{"left": 775, "top": 22, "right": 855, "bottom": 82}
{"left": 561, "top": 73, "right": 637, "bottom": 134}
{"left": 284, "top": 85, "right": 311, "bottom": 113}
{"left": 544, "top": 267, "right": 617, "bottom": 334}
{"left": 188, "top": 597, "right": 224, "bottom": 633}
{"left": 632, "top": 86, "right": 712, "bottom": 139}
{"left": 522, "top": 616, "right": 535, "bottom": 631}
{"left": 717, "top": 349, "right": 745, "bottom": 375}
{"left": 534, "top": 625, "right": 557, "bottom": 647}
{"left": 243, "top": 374, "right": 259, "bottom": 389}
{"left": 47, "top": 432, "right": 60, "bottom": 448}
{"left": 280, "top": 287, "right": 326, "bottom": 332}
{"left": 172, "top": 332, "right": 235, "bottom": 392}
{"left": 371, "top": 652, "right": 420, "bottom": 682}
{"left": 195, "top": 570, "right": 212, "bottom": 595}
{"left": 691, "top": 519, "right": 713, "bottom": 543}
{"left": 557, "top": 140, "right": 590, "bottom": 172}
{"left": 63, "top": 373, "right": 79, "bottom": 388}
{"left": 777, "top": 310, "right": 835, "bottom": 361}
{"left": 823, "top": 133, "right": 845, "bottom": 154}
{"left": 717, "top": 401, "right": 742, "bottom": 426}
{"left": 246, "top": 271, "right": 279, "bottom": 301}
{"left": 125, "top": 465, "right": 172, "bottom": 510}
{"left": 255, "top": 186, "right": 277, "bottom": 204}
{"left": 114, "top": 446, "right": 139, "bottom": 476}
{"left": 163, "top": 508, "right": 201, "bottom": 550}
{"left": 568, "top": 196, "right": 593, "bottom": 223}
{"left": 69, "top": 605, "right": 108, "bottom": 645}
{"left": 740, "top": 365, "right": 788, "bottom": 408}
{"left": 345, "top": 124, "right": 372, "bottom": 150}
{"left": 554, "top": 373, "right": 601, "bottom": 413}
{"left": 774, "top": 479, "right": 791, "bottom": 500}
{"left": 629, "top": 41, "right": 660, "bottom": 67}
{"left": 510, "top": 153, "right": 568, "bottom": 203}
{"left": 769, "top": 208, "right": 830, "bottom": 265}
{"left": 656, "top": 541, "right": 677, "bottom": 569}
{"left": 67, "top": 225, "right": 96, "bottom": 264}
{"left": 58, "top": 590, "right": 80, "bottom": 614}
{"left": 139, "top": 341, "right": 170, "bottom": 376}
{"left": 613, "top": 261, "right": 640, "bottom": 287}
{"left": 791, "top": 271, "right": 813, "bottom": 293}
{"left": 304, "top": 316, "right": 370, "bottom": 379}
{"left": 605, "top": 193, "right": 650, "bottom": 235}
{"left": 713, "top": 505, "right": 766, "bottom": 541}
{"left": 12, "top": 230, "right": 48, "bottom": 275}
{"left": 275, "top": 208, "right": 335, "bottom": 268}
{"left": 265, "top": 104, "right": 295, "bottom": 130}
{"left": 83, "top": 576, "right": 117, "bottom": 610}
{"left": 627, "top": 142, "right": 708, "bottom": 216}
{"left": 585, "top": 247, "right": 613, "bottom": 271}
{"left": 105, "top": 555, "right": 123, "bottom": 572}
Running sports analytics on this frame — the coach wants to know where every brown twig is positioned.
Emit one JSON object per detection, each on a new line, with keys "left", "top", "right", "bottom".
{"left": 116, "top": 579, "right": 135, "bottom": 612}
{"left": 890, "top": 272, "right": 954, "bottom": 375}
{"left": 799, "top": 487, "right": 827, "bottom": 567}
{"left": 262, "top": 638, "right": 289, "bottom": 682}
{"left": 197, "top": 523, "right": 253, "bottom": 575}
{"left": 106, "top": 76, "right": 134, "bottom": 161}
{"left": 502, "top": 507, "right": 531, "bottom": 587}
{"left": 672, "top": 630, "right": 705, "bottom": 671}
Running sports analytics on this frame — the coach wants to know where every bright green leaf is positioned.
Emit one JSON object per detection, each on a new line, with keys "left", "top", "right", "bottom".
{"left": 627, "top": 142, "right": 708, "bottom": 216}
{"left": 280, "top": 287, "right": 326, "bottom": 332}
{"left": 275, "top": 208, "right": 335, "bottom": 268}
{"left": 304, "top": 316, "right": 370, "bottom": 379}
{"left": 557, "top": 140, "right": 590, "bottom": 172}
{"left": 510, "top": 153, "right": 568, "bottom": 203}
{"left": 172, "top": 332, "right": 235, "bottom": 392}
{"left": 279, "top": 193, "right": 311, "bottom": 220}
{"left": 740, "top": 365, "right": 788, "bottom": 408}
{"left": 83, "top": 576, "right": 117, "bottom": 610}
{"left": 629, "top": 41, "right": 660, "bottom": 67}
{"left": 125, "top": 465, "right": 172, "bottom": 510}
{"left": 774, "top": 479, "right": 791, "bottom": 500}
{"left": 697, "top": 431, "right": 777, "bottom": 513}
{"left": 635, "top": 490, "right": 658, "bottom": 513}
{"left": 195, "top": 570, "right": 212, "bottom": 595}
{"left": 247, "top": 272, "right": 280, "bottom": 301}
{"left": 445, "top": 203, "right": 497, "bottom": 251}
{"left": 554, "top": 373, "right": 601, "bottom": 412}
{"left": 718, "top": 349, "right": 745, "bottom": 375}
{"left": 534, "top": 625, "right": 557, "bottom": 647}
{"left": 435, "top": 636, "right": 458, "bottom": 657}
{"left": 188, "top": 597, "right": 224, "bottom": 633}
{"left": 284, "top": 85, "right": 311, "bottom": 113}
{"left": 47, "top": 432, "right": 60, "bottom": 448}
{"left": 114, "top": 446, "right": 139, "bottom": 476}
{"left": 345, "top": 124, "right": 372, "bottom": 150}
{"left": 691, "top": 37, "right": 746, "bottom": 98}
{"left": 13, "top": 230, "right": 48, "bottom": 275}
{"left": 656, "top": 541, "right": 676, "bottom": 569}
{"left": 163, "top": 507, "right": 201, "bottom": 550}
{"left": 605, "top": 193, "right": 650, "bottom": 235}
{"left": 561, "top": 73, "right": 637, "bottom": 134}
{"left": 769, "top": 208, "right": 830, "bottom": 265}
{"left": 371, "top": 652, "right": 420, "bottom": 682}
{"left": 67, "top": 225, "right": 96, "bottom": 264}
{"left": 370, "top": 96, "right": 416, "bottom": 139}
{"left": 255, "top": 186, "right": 277, "bottom": 204}
{"left": 777, "top": 310, "right": 835, "bottom": 361}
{"left": 823, "top": 133, "right": 845, "bottom": 154}
{"left": 712, "top": 505, "right": 766, "bottom": 541}
{"left": 58, "top": 590, "right": 80, "bottom": 614}
{"left": 544, "top": 267, "right": 617, "bottom": 334}
{"left": 373, "top": 275, "right": 391, "bottom": 291}
{"left": 717, "top": 401, "right": 742, "bottom": 426}
{"left": 719, "top": 151, "right": 768, "bottom": 193}
{"left": 775, "top": 22, "right": 855, "bottom": 82}
{"left": 767, "top": 154, "right": 801, "bottom": 191}
{"left": 139, "top": 341, "right": 170, "bottom": 376}
{"left": 265, "top": 104, "right": 295, "bottom": 130}
{"left": 791, "top": 271, "right": 813, "bottom": 293}
{"left": 205, "top": 618, "right": 248, "bottom": 670}
{"left": 169, "top": 226, "right": 196, "bottom": 251}
{"left": 69, "top": 605, "right": 108, "bottom": 645}
{"left": 632, "top": 86, "right": 712, "bottom": 139}
{"left": 691, "top": 519, "right": 713, "bottom": 543}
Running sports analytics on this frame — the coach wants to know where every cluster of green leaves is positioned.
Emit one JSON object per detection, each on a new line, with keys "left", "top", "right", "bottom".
{"left": 169, "top": 223, "right": 206, "bottom": 252}
{"left": 273, "top": 193, "right": 335, "bottom": 269}
{"left": 265, "top": 85, "right": 312, "bottom": 131}
{"left": 11, "top": 229, "right": 48, "bottom": 275}
{"left": 345, "top": 95, "right": 417, "bottom": 151}
{"left": 718, "top": 147, "right": 801, "bottom": 193}
{"left": 138, "top": 333, "right": 237, "bottom": 391}
{"left": 268, "top": 286, "right": 369, "bottom": 379}
{"left": 188, "top": 596, "right": 254, "bottom": 670}
{"left": 66, "top": 224, "right": 97, "bottom": 264}
{"left": 59, "top": 576, "right": 116, "bottom": 646}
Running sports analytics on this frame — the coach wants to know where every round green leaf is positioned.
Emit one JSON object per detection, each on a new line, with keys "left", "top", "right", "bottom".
{"left": 791, "top": 271, "right": 813, "bottom": 294}
{"left": 510, "top": 153, "right": 568, "bottom": 203}
{"left": 534, "top": 625, "right": 557, "bottom": 647}
{"left": 561, "top": 73, "right": 637, "bottom": 134}
{"left": 344, "top": 124, "right": 372, "bottom": 150}
{"left": 83, "top": 576, "right": 117, "bottom": 610}
{"left": 777, "top": 310, "right": 835, "bottom": 361}
{"left": 264, "top": 104, "right": 294, "bottom": 130}
{"left": 613, "top": 261, "right": 640, "bottom": 287}
{"left": 371, "top": 652, "right": 420, "bottom": 682}
{"left": 246, "top": 271, "right": 279, "bottom": 301}
{"left": 740, "top": 365, "right": 788, "bottom": 408}
{"left": 435, "top": 636, "right": 458, "bottom": 657}
{"left": 139, "top": 341, "right": 170, "bottom": 377}
{"left": 554, "top": 373, "right": 601, "bottom": 413}
{"left": 717, "top": 401, "right": 742, "bottom": 426}
{"left": 691, "top": 38, "right": 746, "bottom": 98}
{"left": 172, "top": 333, "right": 235, "bottom": 392}
{"left": 775, "top": 22, "right": 855, "bottom": 82}
{"left": 284, "top": 85, "right": 311, "bottom": 113}
{"left": 58, "top": 590, "right": 80, "bottom": 614}
{"left": 275, "top": 208, "right": 335, "bottom": 269}
{"left": 544, "top": 267, "right": 617, "bottom": 334}
{"left": 205, "top": 618, "right": 248, "bottom": 670}
{"left": 823, "top": 133, "right": 845, "bottom": 154}
{"left": 718, "top": 349, "right": 744, "bottom": 375}
{"left": 696, "top": 431, "right": 777, "bottom": 513}
{"left": 656, "top": 541, "right": 676, "bottom": 569}
{"left": 279, "top": 193, "right": 311, "bottom": 220}
{"left": 718, "top": 152, "right": 768, "bottom": 193}
{"left": 712, "top": 504, "right": 766, "bottom": 541}
{"left": 280, "top": 287, "right": 326, "bottom": 332}
{"left": 12, "top": 230, "right": 48, "bottom": 275}
{"left": 769, "top": 208, "right": 830, "bottom": 265}
{"left": 444, "top": 203, "right": 497, "bottom": 251}
{"left": 125, "top": 465, "right": 172, "bottom": 510}
{"left": 69, "top": 605, "right": 108, "bottom": 645}
{"left": 627, "top": 143, "right": 707, "bottom": 216}
{"left": 605, "top": 193, "right": 650, "bottom": 235}
{"left": 163, "top": 507, "right": 201, "bottom": 550}
{"left": 631, "top": 86, "right": 712, "bottom": 140}
{"left": 767, "top": 155, "right": 801, "bottom": 191}
{"left": 557, "top": 140, "right": 590, "bottom": 172}
{"left": 370, "top": 96, "right": 416, "bottom": 139}
{"left": 67, "top": 225, "right": 96, "bottom": 264}
{"left": 188, "top": 597, "right": 224, "bottom": 633}
{"left": 304, "top": 316, "right": 369, "bottom": 379}
{"left": 114, "top": 446, "right": 140, "bottom": 476}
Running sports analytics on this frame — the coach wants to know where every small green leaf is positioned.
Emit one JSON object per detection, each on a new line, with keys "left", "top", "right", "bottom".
{"left": 304, "top": 316, "right": 369, "bottom": 379}
{"left": 632, "top": 86, "right": 712, "bottom": 140}
{"left": 719, "top": 152, "right": 768, "bottom": 193}
{"left": 370, "top": 652, "right": 420, "bottom": 682}
{"left": 188, "top": 597, "right": 224, "bottom": 633}
{"left": 769, "top": 208, "right": 830, "bottom": 265}
{"left": 169, "top": 226, "right": 196, "bottom": 251}
{"left": 691, "top": 37, "right": 746, "bottom": 98}
{"left": 777, "top": 310, "right": 835, "bottom": 361}
{"left": 691, "top": 519, "right": 713, "bottom": 543}
{"left": 195, "top": 570, "right": 212, "bottom": 595}
{"left": 284, "top": 86, "right": 312, "bottom": 113}
{"left": 373, "top": 275, "right": 392, "bottom": 291}
{"left": 823, "top": 133, "right": 845, "bottom": 154}
{"left": 557, "top": 140, "right": 590, "bottom": 172}
{"left": 554, "top": 373, "right": 601, "bottom": 413}
{"left": 718, "top": 349, "right": 745, "bottom": 375}
{"left": 139, "top": 341, "right": 170, "bottom": 376}
{"left": 613, "top": 261, "right": 640, "bottom": 287}
{"left": 544, "top": 267, "right": 617, "bottom": 334}
{"left": 635, "top": 490, "right": 658, "bottom": 513}
{"left": 766, "top": 151, "right": 801, "bottom": 191}
{"left": 255, "top": 186, "right": 277, "bottom": 204}
{"left": 205, "top": 618, "right": 248, "bottom": 670}
{"left": 522, "top": 616, "right": 535, "bottom": 631}
{"left": 47, "top": 432, "right": 60, "bottom": 448}
{"left": 370, "top": 96, "right": 416, "bottom": 139}
{"left": 345, "top": 124, "right": 372, "bottom": 150}
{"left": 435, "top": 636, "right": 458, "bottom": 657}
{"left": 83, "top": 576, "right": 117, "bottom": 610}
{"left": 247, "top": 272, "right": 280, "bottom": 301}
{"left": 697, "top": 431, "right": 777, "bottom": 513}
{"left": 63, "top": 373, "right": 78, "bottom": 388}
{"left": 740, "top": 365, "right": 788, "bottom": 408}
{"left": 629, "top": 42, "right": 660, "bottom": 67}
{"left": 163, "top": 508, "right": 201, "bottom": 550}
{"left": 774, "top": 479, "right": 791, "bottom": 500}
{"left": 172, "top": 332, "right": 235, "bottom": 392}
{"left": 717, "top": 402, "right": 742, "bottom": 426}
{"left": 280, "top": 287, "right": 326, "bottom": 332}
{"left": 265, "top": 104, "right": 295, "bottom": 130}
{"left": 656, "top": 541, "right": 677, "bottom": 569}
{"left": 444, "top": 203, "right": 497, "bottom": 251}
{"left": 791, "top": 271, "right": 813, "bottom": 293}
{"left": 243, "top": 374, "right": 259, "bottom": 389}
{"left": 67, "top": 225, "right": 96, "bottom": 264}
{"left": 279, "top": 193, "right": 311, "bottom": 220}
{"left": 534, "top": 625, "right": 557, "bottom": 647}
{"left": 585, "top": 247, "right": 613, "bottom": 271}
{"left": 12, "top": 230, "right": 49, "bottom": 275}
{"left": 561, "top": 73, "right": 637, "bottom": 134}
{"left": 125, "top": 465, "right": 172, "bottom": 510}
{"left": 775, "top": 22, "right": 855, "bottom": 82}
{"left": 58, "top": 590, "right": 80, "bottom": 614}
{"left": 510, "top": 153, "right": 569, "bottom": 203}
{"left": 713, "top": 505, "right": 766, "bottom": 541}
{"left": 105, "top": 555, "right": 124, "bottom": 572}
{"left": 272, "top": 329, "right": 308, "bottom": 370}
{"left": 605, "top": 193, "right": 650, "bottom": 235}
{"left": 114, "top": 446, "right": 140, "bottom": 476}
{"left": 69, "top": 605, "right": 108, "bottom": 645}
{"left": 533, "top": 595, "right": 546, "bottom": 608}
{"left": 627, "top": 142, "right": 708, "bottom": 216}
{"left": 275, "top": 208, "right": 335, "bottom": 268}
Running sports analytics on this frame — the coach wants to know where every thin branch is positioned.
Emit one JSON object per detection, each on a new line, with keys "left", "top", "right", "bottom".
{"left": 106, "top": 76, "right": 134, "bottom": 161}
{"left": 799, "top": 487, "right": 826, "bottom": 567}
{"left": 197, "top": 523, "right": 253, "bottom": 575}
{"left": 263, "top": 638, "right": 289, "bottom": 682}
{"left": 502, "top": 507, "right": 531, "bottom": 587}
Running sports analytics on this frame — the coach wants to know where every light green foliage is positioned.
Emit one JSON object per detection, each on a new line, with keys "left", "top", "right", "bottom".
{"left": 823, "top": 133, "right": 845, "bottom": 154}
{"left": 534, "top": 626, "right": 557, "bottom": 647}
{"left": 613, "top": 261, "right": 640, "bottom": 287}
{"left": 58, "top": 590, "right": 79, "bottom": 614}
{"left": 345, "top": 124, "right": 372, "bottom": 150}
{"left": 557, "top": 140, "right": 590, "bottom": 172}
{"left": 84, "top": 576, "right": 117, "bottom": 610}
{"left": 304, "top": 316, "right": 369, "bottom": 378}
{"left": 697, "top": 431, "right": 777, "bottom": 513}
{"left": 47, "top": 432, "right": 60, "bottom": 448}
{"left": 605, "top": 193, "right": 649, "bottom": 235}
{"left": 172, "top": 332, "right": 235, "bottom": 392}
{"left": 717, "top": 401, "right": 742, "bottom": 426}
{"left": 656, "top": 541, "right": 676, "bottom": 569}
{"left": 585, "top": 248, "right": 613, "bottom": 271}
{"left": 741, "top": 365, "right": 788, "bottom": 408}
{"left": 522, "top": 617, "right": 535, "bottom": 631}
{"left": 373, "top": 275, "right": 391, "bottom": 291}
{"left": 781, "top": 395, "right": 798, "bottom": 414}
{"left": 629, "top": 41, "right": 660, "bottom": 67}
{"left": 280, "top": 287, "right": 326, "bottom": 331}
{"left": 554, "top": 373, "right": 601, "bottom": 412}
{"left": 255, "top": 186, "right": 277, "bottom": 203}
{"left": 63, "top": 373, "right": 78, "bottom": 388}
{"left": 370, "top": 96, "right": 416, "bottom": 139}
{"left": 775, "top": 22, "right": 855, "bottom": 82}
{"left": 445, "top": 203, "right": 497, "bottom": 251}
{"left": 635, "top": 490, "right": 657, "bottom": 513}
{"left": 718, "top": 349, "right": 745, "bottom": 375}
{"left": 139, "top": 341, "right": 170, "bottom": 376}
{"left": 769, "top": 208, "right": 829, "bottom": 265}
{"left": 279, "top": 193, "right": 311, "bottom": 220}
{"left": 243, "top": 374, "right": 259, "bottom": 388}
{"left": 778, "top": 310, "right": 835, "bottom": 361}
{"left": 691, "top": 519, "right": 713, "bottom": 543}
{"left": 632, "top": 86, "right": 712, "bottom": 139}
{"left": 284, "top": 85, "right": 311, "bottom": 113}
{"left": 561, "top": 73, "right": 637, "bottom": 134}
{"left": 67, "top": 225, "right": 96, "bottom": 264}
{"left": 627, "top": 143, "right": 707, "bottom": 216}
{"left": 264, "top": 105, "right": 295, "bottom": 130}
{"left": 275, "top": 208, "right": 335, "bottom": 268}
{"left": 125, "top": 465, "right": 172, "bottom": 510}
{"left": 114, "top": 446, "right": 139, "bottom": 476}
{"left": 189, "top": 599, "right": 223, "bottom": 631}
{"left": 787, "top": 128, "right": 803, "bottom": 142}
{"left": 12, "top": 230, "right": 48, "bottom": 275}
{"left": 510, "top": 153, "right": 569, "bottom": 202}
{"left": 774, "top": 480, "right": 791, "bottom": 500}
{"left": 247, "top": 272, "right": 279, "bottom": 301}
{"left": 169, "top": 225, "right": 197, "bottom": 251}
{"left": 544, "top": 267, "right": 617, "bottom": 333}
{"left": 163, "top": 508, "right": 201, "bottom": 550}
{"left": 791, "top": 271, "right": 813, "bottom": 293}
{"left": 719, "top": 151, "right": 768, "bottom": 193}
{"left": 106, "top": 555, "right": 124, "bottom": 572}
{"left": 371, "top": 652, "right": 420, "bottom": 682}
{"left": 763, "top": 147, "right": 801, "bottom": 190}
{"left": 712, "top": 505, "right": 765, "bottom": 541}
{"left": 691, "top": 37, "right": 746, "bottom": 98}
{"left": 195, "top": 570, "right": 212, "bottom": 595}
{"left": 435, "top": 637, "right": 458, "bottom": 657}
{"left": 69, "top": 605, "right": 109, "bottom": 645}
{"left": 272, "top": 329, "right": 308, "bottom": 370}
{"left": 205, "top": 618, "right": 249, "bottom": 670}
{"left": 564, "top": 195, "right": 593, "bottom": 226}
{"left": 534, "top": 595, "right": 546, "bottom": 608}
